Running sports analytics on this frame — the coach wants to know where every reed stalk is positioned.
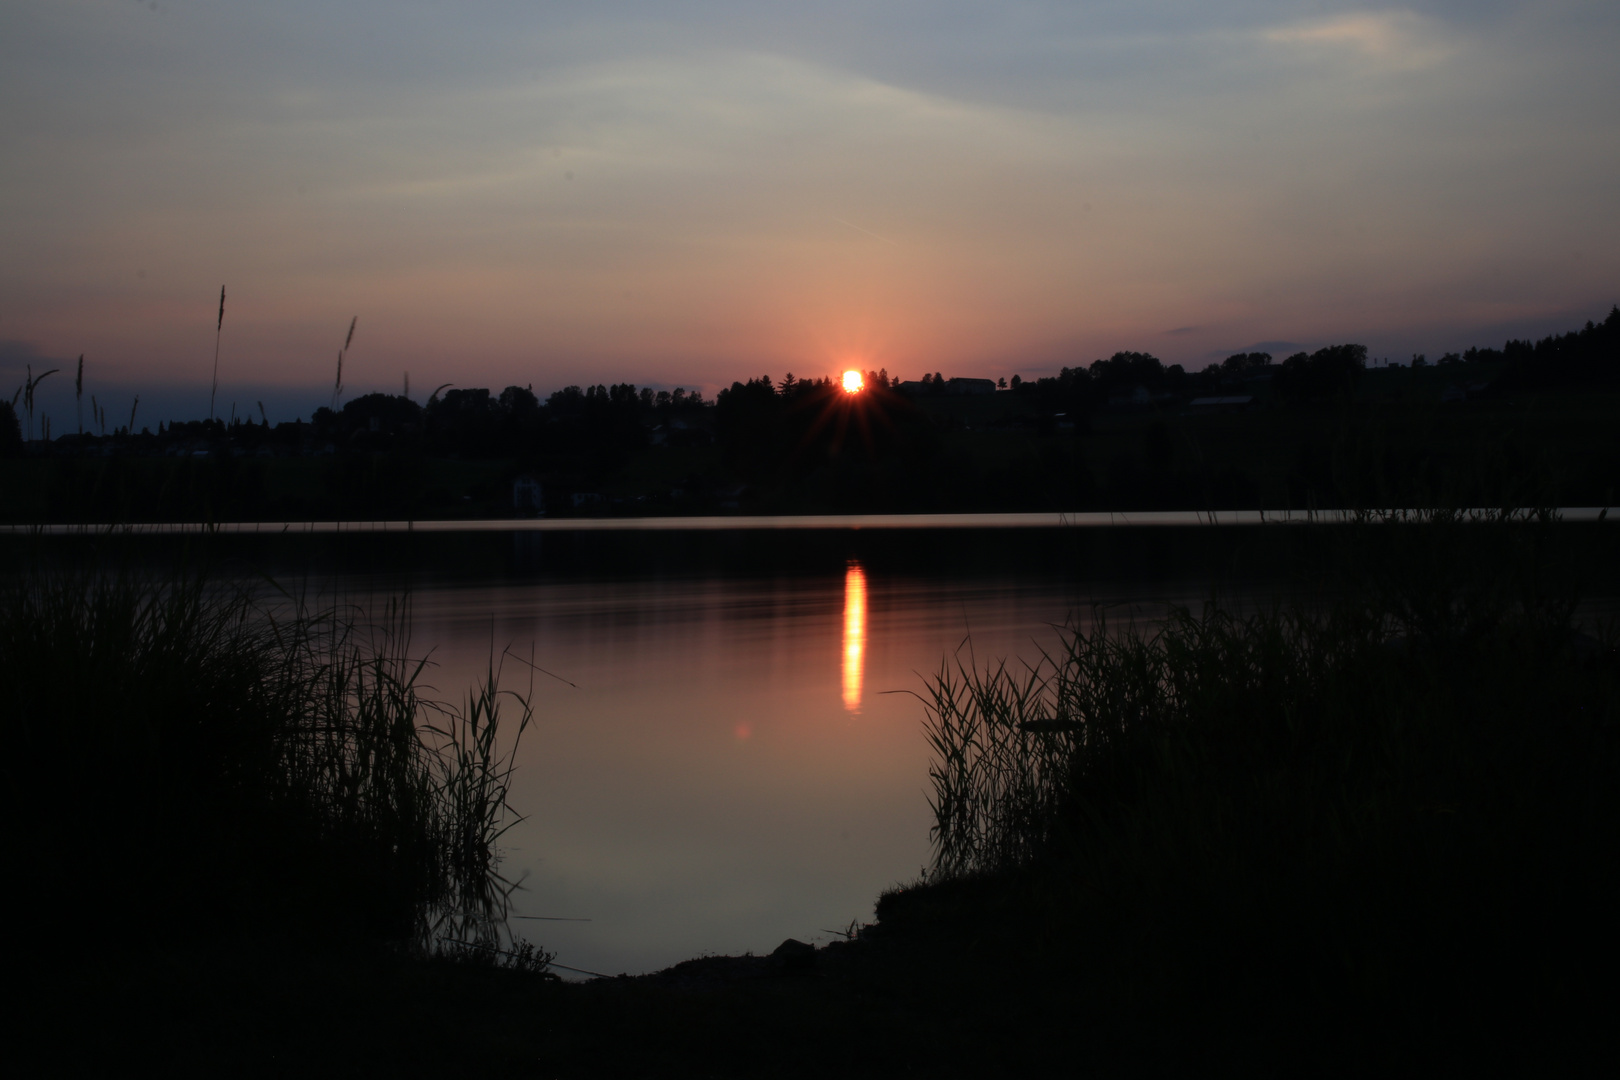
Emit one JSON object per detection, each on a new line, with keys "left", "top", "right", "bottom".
{"left": 209, "top": 285, "right": 225, "bottom": 422}
{"left": 22, "top": 364, "right": 59, "bottom": 443}
{"left": 332, "top": 316, "right": 357, "bottom": 410}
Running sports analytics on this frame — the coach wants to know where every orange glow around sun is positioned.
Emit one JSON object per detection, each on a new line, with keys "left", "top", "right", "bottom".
{"left": 842, "top": 369, "right": 864, "bottom": 393}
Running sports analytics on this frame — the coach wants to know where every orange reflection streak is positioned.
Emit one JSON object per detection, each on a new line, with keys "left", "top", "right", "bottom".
{"left": 842, "top": 561, "right": 867, "bottom": 712}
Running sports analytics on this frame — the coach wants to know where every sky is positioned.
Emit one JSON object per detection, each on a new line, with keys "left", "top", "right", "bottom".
{"left": 3, "top": 1, "right": 1618, "bottom": 426}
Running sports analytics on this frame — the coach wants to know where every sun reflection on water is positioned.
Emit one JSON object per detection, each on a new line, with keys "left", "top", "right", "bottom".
{"left": 842, "top": 561, "right": 867, "bottom": 712}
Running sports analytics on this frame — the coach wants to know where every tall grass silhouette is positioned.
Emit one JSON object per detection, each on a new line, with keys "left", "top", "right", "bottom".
{"left": 332, "top": 316, "right": 357, "bottom": 410}
{"left": 209, "top": 285, "right": 225, "bottom": 422}
{"left": 1, "top": 555, "right": 536, "bottom": 955}
{"left": 910, "top": 509, "right": 1618, "bottom": 1054}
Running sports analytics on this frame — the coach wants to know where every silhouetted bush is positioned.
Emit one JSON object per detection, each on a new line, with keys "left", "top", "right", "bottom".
{"left": 1273, "top": 343, "right": 1367, "bottom": 404}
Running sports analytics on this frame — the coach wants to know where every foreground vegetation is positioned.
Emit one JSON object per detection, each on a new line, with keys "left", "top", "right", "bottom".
{"left": 10, "top": 517, "right": 1618, "bottom": 1075}
{"left": 2, "top": 550, "right": 535, "bottom": 959}
{"left": 904, "top": 512, "right": 1619, "bottom": 1069}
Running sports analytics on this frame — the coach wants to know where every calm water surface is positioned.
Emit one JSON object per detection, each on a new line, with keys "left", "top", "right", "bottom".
{"left": 27, "top": 520, "right": 1609, "bottom": 976}
{"left": 395, "top": 562, "right": 1216, "bottom": 978}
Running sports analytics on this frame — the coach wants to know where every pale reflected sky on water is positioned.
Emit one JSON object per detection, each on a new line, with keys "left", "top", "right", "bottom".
{"left": 402, "top": 566, "right": 1202, "bottom": 977}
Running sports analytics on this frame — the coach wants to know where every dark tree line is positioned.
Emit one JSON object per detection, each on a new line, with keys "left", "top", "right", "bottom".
{"left": 1273, "top": 344, "right": 1368, "bottom": 405}
{"left": 1483, "top": 305, "right": 1620, "bottom": 393}
{"left": 311, "top": 382, "right": 709, "bottom": 460}
{"left": 1002, "top": 344, "right": 1376, "bottom": 413}
{"left": 6, "top": 307, "right": 1613, "bottom": 467}
{"left": 4, "top": 307, "right": 1615, "bottom": 519}
{"left": 711, "top": 373, "right": 947, "bottom": 510}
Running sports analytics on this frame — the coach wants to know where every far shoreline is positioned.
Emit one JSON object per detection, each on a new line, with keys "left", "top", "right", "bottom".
{"left": 2, "top": 506, "right": 1613, "bottom": 535}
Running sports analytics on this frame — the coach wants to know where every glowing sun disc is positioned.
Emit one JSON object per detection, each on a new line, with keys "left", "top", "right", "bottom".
{"left": 842, "top": 370, "right": 864, "bottom": 393}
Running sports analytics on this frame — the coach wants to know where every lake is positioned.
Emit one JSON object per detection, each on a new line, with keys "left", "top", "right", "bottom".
{"left": 259, "top": 524, "right": 1288, "bottom": 978}
{"left": 38, "top": 517, "right": 1593, "bottom": 977}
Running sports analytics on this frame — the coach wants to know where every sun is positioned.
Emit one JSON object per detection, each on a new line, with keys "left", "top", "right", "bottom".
{"left": 842, "top": 369, "right": 864, "bottom": 393}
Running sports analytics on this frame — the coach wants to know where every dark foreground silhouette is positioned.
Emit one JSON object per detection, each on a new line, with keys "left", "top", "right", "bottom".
{"left": 22, "top": 879, "right": 1616, "bottom": 1078}
{"left": 13, "top": 516, "right": 1620, "bottom": 1076}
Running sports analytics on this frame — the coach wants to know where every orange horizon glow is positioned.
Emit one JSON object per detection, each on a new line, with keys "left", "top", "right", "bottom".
{"left": 841, "top": 561, "right": 867, "bottom": 712}
{"left": 841, "top": 370, "right": 864, "bottom": 393}
{"left": 7, "top": 9, "right": 1613, "bottom": 425}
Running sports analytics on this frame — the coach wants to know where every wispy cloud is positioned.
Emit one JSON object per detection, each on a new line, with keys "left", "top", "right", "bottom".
{"left": 1263, "top": 10, "right": 1457, "bottom": 71}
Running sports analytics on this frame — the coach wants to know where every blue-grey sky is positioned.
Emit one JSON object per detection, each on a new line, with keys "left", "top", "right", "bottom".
{"left": 3, "top": 1, "right": 1617, "bottom": 424}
